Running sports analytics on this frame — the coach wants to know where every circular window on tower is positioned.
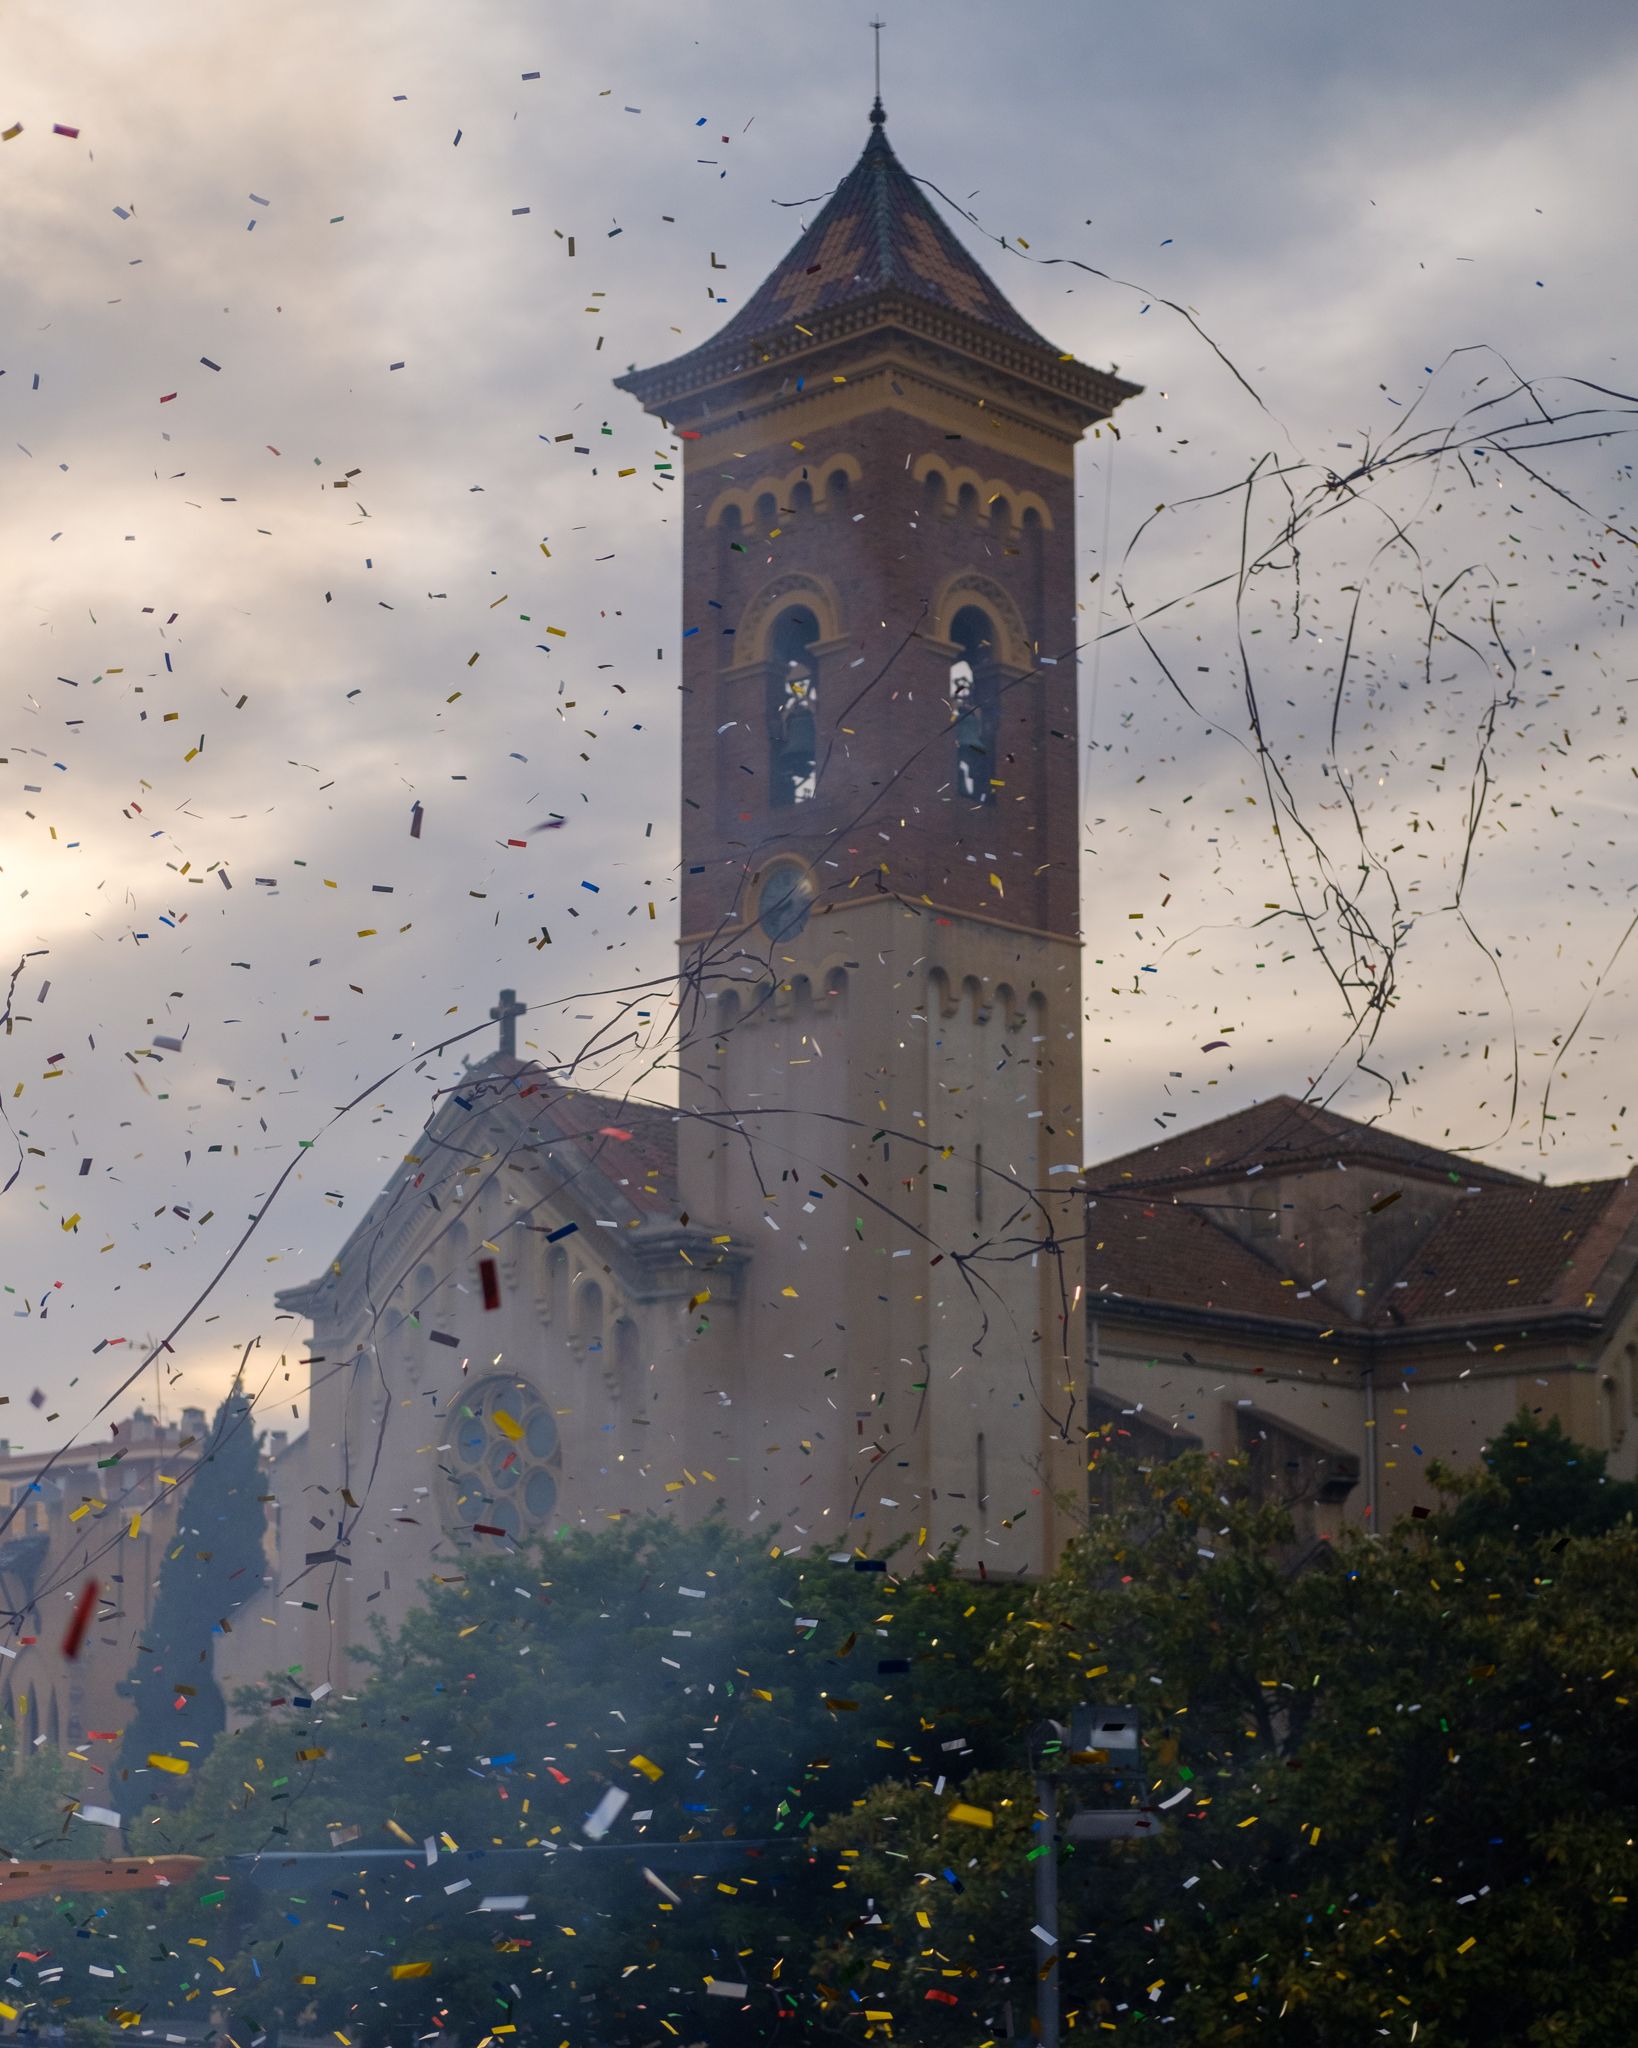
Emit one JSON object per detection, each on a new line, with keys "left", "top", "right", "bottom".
{"left": 755, "top": 861, "right": 814, "bottom": 942}
{"left": 440, "top": 1375, "right": 562, "bottom": 1543}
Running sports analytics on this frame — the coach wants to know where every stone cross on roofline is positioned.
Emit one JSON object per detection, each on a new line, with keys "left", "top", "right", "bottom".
{"left": 490, "top": 987, "right": 525, "bottom": 1059}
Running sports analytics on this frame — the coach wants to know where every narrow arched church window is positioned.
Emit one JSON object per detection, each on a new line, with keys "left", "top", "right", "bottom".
{"left": 949, "top": 604, "right": 999, "bottom": 803}
{"left": 571, "top": 1277, "right": 604, "bottom": 1355}
{"left": 768, "top": 604, "right": 820, "bottom": 806}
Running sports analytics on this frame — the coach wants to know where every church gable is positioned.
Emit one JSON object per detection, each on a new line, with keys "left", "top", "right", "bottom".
{"left": 278, "top": 1059, "right": 728, "bottom": 1340}
{"left": 271, "top": 1048, "right": 743, "bottom": 1577}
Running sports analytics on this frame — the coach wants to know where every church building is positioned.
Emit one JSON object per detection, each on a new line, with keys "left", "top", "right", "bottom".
{"left": 235, "top": 98, "right": 1139, "bottom": 1696}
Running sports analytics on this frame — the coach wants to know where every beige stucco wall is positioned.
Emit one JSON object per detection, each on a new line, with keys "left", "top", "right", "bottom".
{"left": 677, "top": 892, "right": 1086, "bottom": 1576}
{"left": 1089, "top": 1286, "right": 1638, "bottom": 1542}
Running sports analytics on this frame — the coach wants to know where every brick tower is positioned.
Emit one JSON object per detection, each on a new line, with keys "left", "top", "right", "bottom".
{"left": 617, "top": 100, "right": 1138, "bottom": 1574}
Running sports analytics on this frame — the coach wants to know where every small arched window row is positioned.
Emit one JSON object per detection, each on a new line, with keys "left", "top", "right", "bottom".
{"left": 704, "top": 455, "right": 863, "bottom": 530}
{"left": 912, "top": 457, "right": 1053, "bottom": 532}
{"left": 948, "top": 605, "right": 1000, "bottom": 806}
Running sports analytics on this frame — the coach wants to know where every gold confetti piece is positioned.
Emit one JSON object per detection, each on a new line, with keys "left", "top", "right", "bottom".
{"left": 390, "top": 1963, "right": 433, "bottom": 1980}
{"left": 629, "top": 1754, "right": 663, "bottom": 1781}
{"left": 946, "top": 1801, "right": 993, "bottom": 1828}
{"left": 493, "top": 1407, "right": 524, "bottom": 1441}
{"left": 147, "top": 1754, "right": 189, "bottom": 1775}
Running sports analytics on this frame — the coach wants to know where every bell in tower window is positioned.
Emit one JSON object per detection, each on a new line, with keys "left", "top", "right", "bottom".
{"left": 768, "top": 605, "right": 821, "bottom": 806}
{"left": 949, "top": 604, "right": 999, "bottom": 803}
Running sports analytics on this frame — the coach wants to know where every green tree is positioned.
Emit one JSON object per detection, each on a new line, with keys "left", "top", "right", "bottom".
{"left": 98, "top": 1516, "right": 1010, "bottom": 2046}
{"left": 115, "top": 1388, "right": 265, "bottom": 1799}
{"left": 1433, "top": 1404, "right": 1638, "bottom": 1547}
{"left": 808, "top": 1427, "right": 1638, "bottom": 2045}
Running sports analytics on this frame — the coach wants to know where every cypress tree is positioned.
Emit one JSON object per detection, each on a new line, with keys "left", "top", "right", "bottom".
{"left": 116, "top": 1387, "right": 264, "bottom": 1800}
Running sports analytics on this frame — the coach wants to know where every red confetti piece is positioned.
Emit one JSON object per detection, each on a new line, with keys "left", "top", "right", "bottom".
{"left": 62, "top": 1577, "right": 98, "bottom": 1660}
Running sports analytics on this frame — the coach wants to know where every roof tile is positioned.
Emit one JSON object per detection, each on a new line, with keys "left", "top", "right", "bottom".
{"left": 1088, "top": 1093, "right": 1529, "bottom": 1193}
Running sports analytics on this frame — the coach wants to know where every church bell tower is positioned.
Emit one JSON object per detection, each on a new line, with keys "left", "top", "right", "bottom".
{"left": 617, "top": 101, "right": 1139, "bottom": 1575}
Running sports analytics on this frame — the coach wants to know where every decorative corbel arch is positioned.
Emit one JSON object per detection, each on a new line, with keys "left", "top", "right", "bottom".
{"left": 705, "top": 452, "right": 863, "bottom": 529}
{"left": 929, "top": 571, "right": 1034, "bottom": 672}
{"left": 735, "top": 571, "right": 845, "bottom": 665}
{"left": 909, "top": 453, "right": 1054, "bottom": 530}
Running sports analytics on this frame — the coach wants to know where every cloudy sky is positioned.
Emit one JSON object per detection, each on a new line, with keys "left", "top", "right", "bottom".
{"left": 6, "top": 0, "right": 1636, "bottom": 1447}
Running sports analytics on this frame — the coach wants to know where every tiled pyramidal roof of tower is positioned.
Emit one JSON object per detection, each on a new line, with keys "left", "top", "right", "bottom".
{"left": 707, "top": 119, "right": 1052, "bottom": 355}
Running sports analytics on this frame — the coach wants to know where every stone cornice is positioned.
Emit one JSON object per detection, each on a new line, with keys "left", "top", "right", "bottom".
{"left": 621, "top": 292, "right": 1139, "bottom": 440}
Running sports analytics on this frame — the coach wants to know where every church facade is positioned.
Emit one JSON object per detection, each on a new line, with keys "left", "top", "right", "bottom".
{"left": 228, "top": 102, "right": 1139, "bottom": 1698}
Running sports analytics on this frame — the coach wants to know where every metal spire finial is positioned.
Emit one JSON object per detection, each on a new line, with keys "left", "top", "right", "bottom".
{"left": 869, "top": 17, "right": 886, "bottom": 125}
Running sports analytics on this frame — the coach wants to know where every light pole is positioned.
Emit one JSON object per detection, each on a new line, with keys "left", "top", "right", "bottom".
{"left": 1027, "top": 1707, "right": 1158, "bottom": 2048}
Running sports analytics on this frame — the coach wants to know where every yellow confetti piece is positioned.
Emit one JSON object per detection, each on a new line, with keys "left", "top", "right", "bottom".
{"left": 0, "top": 2002, "right": 18, "bottom": 2022}
{"left": 493, "top": 1407, "right": 524, "bottom": 1441}
{"left": 390, "top": 1963, "right": 433, "bottom": 1980}
{"left": 62, "top": 1212, "right": 81, "bottom": 1231}
{"left": 147, "top": 1753, "right": 190, "bottom": 1775}
{"left": 129, "top": 1512, "right": 141, "bottom": 1538}
{"left": 988, "top": 872, "right": 1004, "bottom": 895}
{"left": 1457, "top": 1936, "right": 1476, "bottom": 1954}
{"left": 384, "top": 1818, "right": 417, "bottom": 1844}
{"left": 630, "top": 1753, "right": 664, "bottom": 1781}
{"left": 946, "top": 1801, "right": 993, "bottom": 1829}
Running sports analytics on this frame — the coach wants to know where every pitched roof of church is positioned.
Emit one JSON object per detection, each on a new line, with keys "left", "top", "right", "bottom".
{"left": 1083, "top": 1094, "right": 1637, "bottom": 1335}
{"left": 1086, "top": 1172, "right": 1638, "bottom": 1331}
{"left": 274, "top": 1061, "right": 692, "bottom": 1325}
{"left": 615, "top": 111, "right": 1139, "bottom": 420}
{"left": 1387, "top": 1175, "right": 1638, "bottom": 1323}
{"left": 522, "top": 1080, "right": 680, "bottom": 1215}
{"left": 1087, "top": 1093, "right": 1532, "bottom": 1193}
{"left": 1087, "top": 1197, "right": 1335, "bottom": 1326}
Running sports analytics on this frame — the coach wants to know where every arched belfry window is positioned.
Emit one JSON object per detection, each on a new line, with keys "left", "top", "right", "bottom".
{"left": 768, "top": 605, "right": 820, "bottom": 806}
{"left": 949, "top": 605, "right": 1000, "bottom": 804}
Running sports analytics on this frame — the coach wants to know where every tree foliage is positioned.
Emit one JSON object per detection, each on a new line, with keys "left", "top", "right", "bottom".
{"left": 13, "top": 1412, "right": 1638, "bottom": 2046}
